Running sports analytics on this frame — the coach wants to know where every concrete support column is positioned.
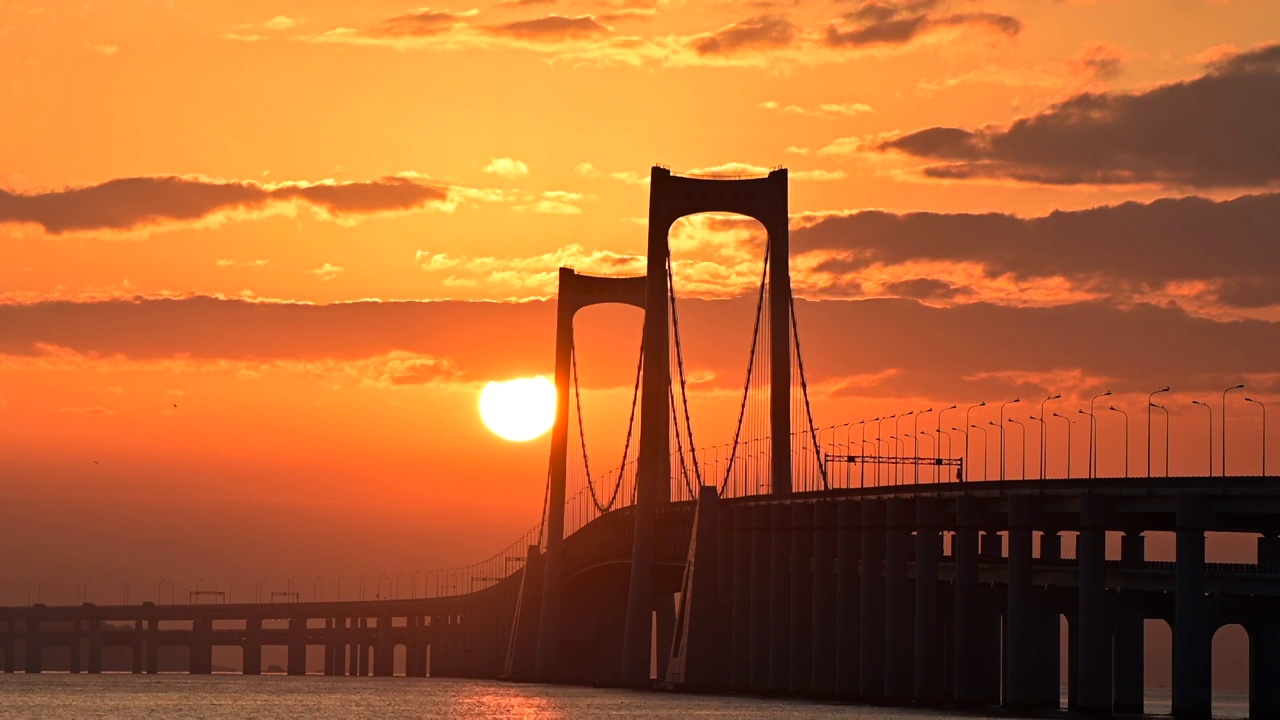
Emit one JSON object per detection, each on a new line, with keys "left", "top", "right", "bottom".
{"left": 87, "top": 620, "right": 103, "bottom": 674}
{"left": 884, "top": 498, "right": 914, "bottom": 703}
{"left": 811, "top": 501, "right": 838, "bottom": 696}
{"left": 68, "top": 620, "right": 82, "bottom": 674}
{"left": 146, "top": 618, "right": 160, "bottom": 675}
{"left": 859, "top": 499, "right": 886, "bottom": 701}
{"left": 4, "top": 620, "right": 15, "bottom": 673}
{"left": 351, "top": 618, "right": 363, "bottom": 676}
{"left": 748, "top": 504, "right": 771, "bottom": 692}
{"left": 952, "top": 496, "right": 980, "bottom": 706}
{"left": 1251, "top": 613, "right": 1280, "bottom": 720}
{"left": 375, "top": 616, "right": 394, "bottom": 677}
{"left": 730, "top": 504, "right": 752, "bottom": 691}
{"left": 789, "top": 503, "right": 814, "bottom": 693}
{"left": 977, "top": 532, "right": 1003, "bottom": 707}
{"left": 1006, "top": 496, "right": 1036, "bottom": 710}
{"left": 1077, "top": 495, "right": 1112, "bottom": 715}
{"left": 191, "top": 619, "right": 214, "bottom": 675}
{"left": 913, "top": 498, "right": 943, "bottom": 705}
{"left": 834, "top": 499, "right": 861, "bottom": 696}
{"left": 769, "top": 503, "right": 793, "bottom": 692}
{"left": 1114, "top": 532, "right": 1146, "bottom": 715}
{"left": 69, "top": 620, "right": 82, "bottom": 674}
{"left": 1174, "top": 494, "right": 1210, "bottom": 719}
{"left": 323, "top": 618, "right": 335, "bottom": 676}
{"left": 1036, "top": 533, "right": 1063, "bottom": 708}
{"left": 715, "top": 504, "right": 734, "bottom": 690}
{"left": 132, "top": 619, "right": 144, "bottom": 674}
{"left": 24, "top": 619, "right": 42, "bottom": 674}
{"left": 244, "top": 618, "right": 263, "bottom": 675}
{"left": 287, "top": 617, "right": 306, "bottom": 676}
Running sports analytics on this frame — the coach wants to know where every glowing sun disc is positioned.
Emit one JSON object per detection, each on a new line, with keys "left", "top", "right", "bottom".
{"left": 479, "top": 376, "right": 557, "bottom": 442}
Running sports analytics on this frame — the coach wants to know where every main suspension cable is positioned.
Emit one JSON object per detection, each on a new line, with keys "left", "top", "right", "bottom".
{"left": 719, "top": 236, "right": 771, "bottom": 495}
{"left": 791, "top": 295, "right": 830, "bottom": 490}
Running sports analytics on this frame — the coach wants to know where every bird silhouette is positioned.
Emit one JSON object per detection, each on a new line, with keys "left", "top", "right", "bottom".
{"left": 172, "top": 403, "right": 178, "bottom": 408}
{"left": 93, "top": 461, "right": 100, "bottom": 465}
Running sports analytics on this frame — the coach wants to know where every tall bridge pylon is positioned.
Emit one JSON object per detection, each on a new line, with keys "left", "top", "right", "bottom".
{"left": 624, "top": 165, "right": 792, "bottom": 684}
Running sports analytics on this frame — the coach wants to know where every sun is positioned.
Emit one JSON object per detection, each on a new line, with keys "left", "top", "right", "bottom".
{"left": 478, "top": 376, "right": 557, "bottom": 442}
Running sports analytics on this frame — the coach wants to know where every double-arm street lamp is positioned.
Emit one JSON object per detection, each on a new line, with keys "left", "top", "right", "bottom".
{"left": 964, "top": 402, "right": 986, "bottom": 481}
{"left": 1193, "top": 400, "right": 1213, "bottom": 475}
{"left": 1224, "top": 384, "right": 1245, "bottom": 476}
{"left": 1246, "top": 397, "right": 1267, "bottom": 476}
{"left": 971, "top": 424, "right": 989, "bottom": 481}
{"left": 1039, "top": 394, "right": 1061, "bottom": 479}
{"left": 1007, "top": 418, "right": 1027, "bottom": 480}
{"left": 1148, "top": 386, "right": 1171, "bottom": 476}
{"left": 1089, "top": 391, "right": 1112, "bottom": 477}
{"left": 913, "top": 408, "right": 933, "bottom": 484}
{"left": 1109, "top": 406, "right": 1129, "bottom": 478}
{"left": 1052, "top": 412, "right": 1073, "bottom": 479}
{"left": 1151, "top": 403, "right": 1170, "bottom": 477}
{"left": 999, "top": 399, "right": 1020, "bottom": 482}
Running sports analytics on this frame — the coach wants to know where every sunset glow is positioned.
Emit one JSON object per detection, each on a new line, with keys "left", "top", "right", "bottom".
{"left": 479, "top": 377, "right": 557, "bottom": 443}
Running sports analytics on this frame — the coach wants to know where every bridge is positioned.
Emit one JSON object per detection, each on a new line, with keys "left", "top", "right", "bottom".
{"left": 2, "top": 167, "right": 1276, "bottom": 720}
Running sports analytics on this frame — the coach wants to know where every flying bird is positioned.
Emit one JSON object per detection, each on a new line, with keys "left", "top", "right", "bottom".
{"left": 172, "top": 403, "right": 178, "bottom": 408}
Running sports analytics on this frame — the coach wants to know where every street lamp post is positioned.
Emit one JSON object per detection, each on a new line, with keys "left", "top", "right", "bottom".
{"left": 1039, "top": 394, "right": 1060, "bottom": 479}
{"left": 937, "top": 405, "right": 956, "bottom": 480}
{"left": 1079, "top": 409, "right": 1097, "bottom": 479}
{"left": 1193, "top": 400, "right": 1213, "bottom": 476}
{"left": 1109, "top": 406, "right": 1129, "bottom": 478}
{"left": 964, "top": 402, "right": 986, "bottom": 481}
{"left": 1246, "top": 398, "right": 1266, "bottom": 476}
{"left": 896, "top": 411, "right": 914, "bottom": 485}
{"left": 1052, "top": 413, "right": 1073, "bottom": 479}
{"left": 999, "top": 399, "right": 1020, "bottom": 482}
{"left": 988, "top": 421, "right": 1004, "bottom": 482}
{"left": 1148, "top": 386, "right": 1171, "bottom": 477}
{"left": 1089, "top": 391, "right": 1113, "bottom": 477}
{"left": 878, "top": 415, "right": 894, "bottom": 486}
{"left": 914, "top": 408, "right": 933, "bottom": 484}
{"left": 1224, "top": 384, "right": 1245, "bottom": 476}
{"left": 1151, "top": 403, "right": 1170, "bottom": 477}
{"left": 971, "top": 424, "right": 988, "bottom": 481}
{"left": 919, "top": 431, "right": 935, "bottom": 483}
{"left": 952, "top": 427, "right": 969, "bottom": 481}
{"left": 1008, "top": 418, "right": 1027, "bottom": 480}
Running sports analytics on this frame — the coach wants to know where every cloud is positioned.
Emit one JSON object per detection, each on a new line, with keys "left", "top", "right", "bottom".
{"left": 513, "top": 191, "right": 590, "bottom": 214}
{"left": 215, "top": 259, "right": 269, "bottom": 269}
{"left": 58, "top": 406, "right": 116, "bottom": 416}
{"left": 483, "top": 157, "right": 530, "bottom": 178}
{"left": 2, "top": 295, "right": 1276, "bottom": 401}
{"left": 759, "top": 100, "right": 874, "bottom": 116}
{"left": 264, "top": 16, "right": 300, "bottom": 30}
{"left": 574, "top": 162, "right": 600, "bottom": 177}
{"left": 87, "top": 44, "right": 118, "bottom": 55}
{"left": 791, "top": 192, "right": 1280, "bottom": 313}
{"left": 917, "top": 41, "right": 1132, "bottom": 95}
{"left": 0, "top": 175, "right": 452, "bottom": 235}
{"left": 487, "top": 14, "right": 611, "bottom": 41}
{"left": 823, "top": 0, "right": 1020, "bottom": 49}
{"left": 689, "top": 14, "right": 797, "bottom": 55}
{"left": 309, "top": 263, "right": 344, "bottom": 281}
{"left": 879, "top": 42, "right": 1280, "bottom": 188}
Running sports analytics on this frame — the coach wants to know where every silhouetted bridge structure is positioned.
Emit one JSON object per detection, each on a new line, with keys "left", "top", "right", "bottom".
{"left": 3, "top": 168, "right": 1276, "bottom": 720}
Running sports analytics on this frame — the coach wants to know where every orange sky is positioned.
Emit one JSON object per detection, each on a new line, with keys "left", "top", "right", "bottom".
{"left": 1, "top": 0, "right": 1278, "bottom": 606}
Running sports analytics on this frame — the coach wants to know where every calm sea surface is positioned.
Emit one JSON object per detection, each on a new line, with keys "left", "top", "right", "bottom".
{"left": 0, "top": 675, "right": 1250, "bottom": 719}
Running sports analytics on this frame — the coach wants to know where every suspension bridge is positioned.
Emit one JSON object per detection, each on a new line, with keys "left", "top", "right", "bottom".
{"left": 2, "top": 167, "right": 1278, "bottom": 720}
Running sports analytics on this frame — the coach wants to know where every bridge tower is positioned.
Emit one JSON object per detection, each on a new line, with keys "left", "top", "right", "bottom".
{"left": 621, "top": 166, "right": 792, "bottom": 685}
{"left": 534, "top": 268, "right": 646, "bottom": 680}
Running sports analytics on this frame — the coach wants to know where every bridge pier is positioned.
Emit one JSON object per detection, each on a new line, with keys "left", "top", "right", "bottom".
{"left": 244, "top": 618, "right": 262, "bottom": 675}
{"left": 884, "top": 498, "right": 913, "bottom": 703}
{"left": 1034, "top": 533, "right": 1063, "bottom": 709}
{"left": 191, "top": 619, "right": 213, "bottom": 675}
{"left": 1078, "top": 495, "right": 1112, "bottom": 715}
{"left": 811, "top": 500, "right": 838, "bottom": 696}
{"left": 976, "top": 532, "right": 1003, "bottom": 707}
{"left": 768, "top": 503, "right": 792, "bottom": 693}
{"left": 87, "top": 619, "right": 102, "bottom": 674}
{"left": 730, "top": 504, "right": 752, "bottom": 691}
{"left": 952, "top": 497, "right": 979, "bottom": 706}
{"left": 714, "top": 503, "right": 734, "bottom": 690}
{"left": 69, "top": 620, "right": 82, "bottom": 674}
{"left": 1175, "top": 493, "right": 1211, "bottom": 719}
{"left": 859, "top": 499, "right": 886, "bottom": 702}
{"left": 913, "top": 498, "right": 944, "bottom": 705}
{"left": 1114, "top": 531, "right": 1146, "bottom": 714}
{"left": 1006, "top": 495, "right": 1036, "bottom": 710}
{"left": 3, "top": 620, "right": 14, "bottom": 673}
{"left": 788, "top": 502, "right": 814, "bottom": 694}
{"left": 132, "top": 619, "right": 143, "bottom": 674}
{"left": 287, "top": 617, "right": 306, "bottom": 675}
{"left": 835, "top": 499, "right": 861, "bottom": 696}
{"left": 375, "top": 616, "right": 394, "bottom": 677}
{"left": 146, "top": 618, "right": 160, "bottom": 674}
{"left": 748, "top": 504, "right": 771, "bottom": 692}
{"left": 24, "top": 618, "right": 41, "bottom": 674}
